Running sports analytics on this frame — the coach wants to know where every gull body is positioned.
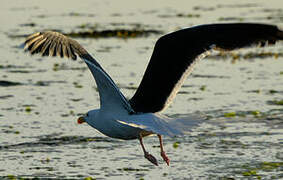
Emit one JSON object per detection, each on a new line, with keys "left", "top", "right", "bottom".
{"left": 86, "top": 110, "right": 155, "bottom": 140}
{"left": 85, "top": 109, "right": 185, "bottom": 140}
{"left": 23, "top": 23, "right": 283, "bottom": 166}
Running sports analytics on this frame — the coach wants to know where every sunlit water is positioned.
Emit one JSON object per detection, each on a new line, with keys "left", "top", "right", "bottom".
{"left": 1, "top": 0, "right": 283, "bottom": 179}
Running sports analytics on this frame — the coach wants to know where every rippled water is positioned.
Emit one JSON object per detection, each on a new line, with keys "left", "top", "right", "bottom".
{"left": 1, "top": 0, "right": 283, "bottom": 179}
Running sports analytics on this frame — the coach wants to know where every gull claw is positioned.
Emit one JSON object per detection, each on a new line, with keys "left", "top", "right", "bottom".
{"left": 144, "top": 152, "right": 158, "bottom": 166}
{"left": 161, "top": 151, "right": 170, "bottom": 166}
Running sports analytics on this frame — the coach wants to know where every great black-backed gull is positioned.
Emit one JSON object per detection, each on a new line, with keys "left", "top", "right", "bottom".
{"left": 23, "top": 23, "right": 283, "bottom": 166}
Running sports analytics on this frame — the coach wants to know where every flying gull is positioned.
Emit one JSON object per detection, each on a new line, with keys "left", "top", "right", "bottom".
{"left": 23, "top": 23, "right": 283, "bottom": 166}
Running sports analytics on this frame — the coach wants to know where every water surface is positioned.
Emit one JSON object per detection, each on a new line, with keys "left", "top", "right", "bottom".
{"left": 1, "top": 0, "right": 283, "bottom": 179}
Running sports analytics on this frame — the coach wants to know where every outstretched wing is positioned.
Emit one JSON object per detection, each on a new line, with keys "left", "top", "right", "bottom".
{"left": 129, "top": 23, "right": 283, "bottom": 113}
{"left": 23, "top": 31, "right": 134, "bottom": 113}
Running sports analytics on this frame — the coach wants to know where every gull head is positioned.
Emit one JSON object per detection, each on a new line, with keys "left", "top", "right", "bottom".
{"left": 77, "top": 109, "right": 100, "bottom": 125}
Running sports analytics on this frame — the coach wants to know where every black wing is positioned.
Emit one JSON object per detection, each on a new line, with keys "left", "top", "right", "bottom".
{"left": 129, "top": 23, "right": 283, "bottom": 113}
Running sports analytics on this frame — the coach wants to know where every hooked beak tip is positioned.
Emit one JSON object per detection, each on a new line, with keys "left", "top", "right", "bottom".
{"left": 77, "top": 116, "right": 86, "bottom": 124}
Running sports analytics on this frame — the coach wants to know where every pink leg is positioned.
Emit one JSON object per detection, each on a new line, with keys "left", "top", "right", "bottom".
{"left": 158, "top": 134, "right": 170, "bottom": 166}
{"left": 138, "top": 134, "right": 158, "bottom": 166}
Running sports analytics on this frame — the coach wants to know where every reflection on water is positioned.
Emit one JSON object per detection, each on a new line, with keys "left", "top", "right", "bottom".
{"left": 1, "top": 0, "right": 283, "bottom": 179}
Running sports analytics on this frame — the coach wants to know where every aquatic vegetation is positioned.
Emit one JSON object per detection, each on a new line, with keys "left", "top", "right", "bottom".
{"left": 240, "top": 161, "right": 283, "bottom": 178}
{"left": 173, "top": 141, "right": 180, "bottom": 148}
{"left": 73, "top": 82, "right": 83, "bottom": 88}
{"left": 268, "top": 99, "right": 283, "bottom": 105}
{"left": 66, "top": 29, "right": 162, "bottom": 39}
{"left": 70, "top": 98, "right": 83, "bottom": 102}
{"left": 6, "top": 24, "right": 161, "bottom": 39}
{"left": 0, "top": 80, "right": 22, "bottom": 87}
{"left": 193, "top": 6, "right": 215, "bottom": 11}
{"left": 251, "top": 110, "right": 261, "bottom": 117}
{"left": 117, "top": 167, "right": 149, "bottom": 172}
{"left": 51, "top": 63, "right": 87, "bottom": 71}
{"left": 29, "top": 166, "right": 54, "bottom": 171}
{"left": 84, "top": 177, "right": 95, "bottom": 180}
{"left": 242, "top": 51, "right": 282, "bottom": 59}
{"left": 0, "top": 95, "right": 14, "bottom": 99}
{"left": 242, "top": 170, "right": 257, "bottom": 176}
{"left": 37, "top": 14, "right": 46, "bottom": 18}
{"left": 40, "top": 157, "right": 50, "bottom": 164}
{"left": 218, "top": 3, "right": 259, "bottom": 8}
{"left": 2, "top": 128, "right": 20, "bottom": 135}
{"left": 200, "top": 85, "right": 206, "bottom": 91}
{"left": 222, "top": 110, "right": 270, "bottom": 118}
{"left": 260, "top": 162, "right": 283, "bottom": 170}
{"left": 178, "top": 90, "right": 190, "bottom": 94}
{"left": 20, "top": 22, "right": 36, "bottom": 27}
{"left": 0, "top": 64, "right": 33, "bottom": 69}
{"left": 53, "top": 63, "right": 60, "bottom": 71}
{"left": 207, "top": 51, "right": 283, "bottom": 61}
{"left": 25, "top": 106, "right": 32, "bottom": 113}
{"left": 117, "top": 84, "right": 138, "bottom": 90}
{"left": 34, "top": 80, "right": 67, "bottom": 86}
{"left": 218, "top": 17, "right": 244, "bottom": 21}
{"left": 6, "top": 175, "right": 16, "bottom": 180}
{"left": 224, "top": 112, "right": 236, "bottom": 117}
{"left": 69, "top": 12, "right": 81, "bottom": 16}
{"left": 248, "top": 89, "right": 261, "bottom": 94}
{"left": 269, "top": 90, "right": 279, "bottom": 94}
{"left": 219, "top": 139, "right": 245, "bottom": 147}
{"left": 176, "top": 13, "right": 201, "bottom": 18}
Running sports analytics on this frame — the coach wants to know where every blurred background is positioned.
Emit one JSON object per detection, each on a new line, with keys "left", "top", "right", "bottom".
{"left": 1, "top": 0, "right": 283, "bottom": 179}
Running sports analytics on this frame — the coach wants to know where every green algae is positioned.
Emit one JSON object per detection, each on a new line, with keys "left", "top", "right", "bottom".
{"left": 73, "top": 82, "right": 83, "bottom": 88}
{"left": 218, "top": 17, "right": 244, "bottom": 21}
{"left": 70, "top": 98, "right": 83, "bottom": 102}
{"left": 6, "top": 175, "right": 16, "bottom": 180}
{"left": 25, "top": 106, "right": 32, "bottom": 113}
{"left": 224, "top": 112, "right": 237, "bottom": 118}
{"left": 268, "top": 100, "right": 283, "bottom": 105}
{"left": 240, "top": 161, "right": 283, "bottom": 179}
{"left": 0, "top": 80, "right": 22, "bottom": 87}
{"left": 117, "top": 167, "right": 149, "bottom": 172}
{"left": 251, "top": 110, "right": 261, "bottom": 117}
{"left": 173, "top": 141, "right": 180, "bottom": 148}
{"left": 242, "top": 170, "right": 257, "bottom": 176}
{"left": 66, "top": 29, "right": 162, "bottom": 39}
{"left": 176, "top": 13, "right": 201, "bottom": 18}
{"left": 208, "top": 51, "right": 283, "bottom": 61}
{"left": 200, "top": 85, "right": 206, "bottom": 91}
{"left": 84, "top": 177, "right": 95, "bottom": 180}
{"left": 260, "top": 162, "right": 283, "bottom": 170}
{"left": 252, "top": 89, "right": 261, "bottom": 94}
{"left": 269, "top": 90, "right": 279, "bottom": 94}
{"left": 2, "top": 129, "right": 20, "bottom": 134}
{"left": 222, "top": 110, "right": 269, "bottom": 118}
{"left": 0, "top": 95, "right": 14, "bottom": 99}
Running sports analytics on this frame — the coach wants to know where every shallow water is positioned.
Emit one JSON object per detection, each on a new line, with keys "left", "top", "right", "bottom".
{"left": 1, "top": 0, "right": 283, "bottom": 179}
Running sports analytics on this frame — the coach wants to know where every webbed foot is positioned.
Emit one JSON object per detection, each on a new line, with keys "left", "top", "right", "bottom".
{"left": 144, "top": 152, "right": 158, "bottom": 166}
{"left": 161, "top": 151, "right": 170, "bottom": 166}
